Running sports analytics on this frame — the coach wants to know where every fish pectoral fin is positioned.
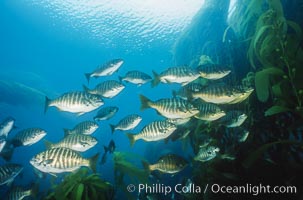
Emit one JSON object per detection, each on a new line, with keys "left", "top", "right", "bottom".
{"left": 181, "top": 82, "right": 189, "bottom": 86}
{"left": 178, "top": 106, "right": 188, "bottom": 113}
{"left": 77, "top": 112, "right": 85, "bottom": 116}
{"left": 155, "top": 110, "right": 162, "bottom": 116}
{"left": 71, "top": 168, "right": 81, "bottom": 175}
{"left": 49, "top": 173, "right": 57, "bottom": 178}
{"left": 159, "top": 128, "right": 167, "bottom": 133}
{"left": 6, "top": 178, "right": 14, "bottom": 187}
{"left": 44, "top": 159, "right": 54, "bottom": 165}
{"left": 164, "top": 79, "right": 171, "bottom": 83}
{"left": 80, "top": 141, "right": 89, "bottom": 146}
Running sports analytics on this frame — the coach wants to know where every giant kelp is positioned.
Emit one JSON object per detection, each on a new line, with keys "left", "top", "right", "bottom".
{"left": 113, "top": 152, "right": 149, "bottom": 199}
{"left": 177, "top": 1, "right": 303, "bottom": 199}
{"left": 44, "top": 168, "right": 114, "bottom": 200}
{"left": 230, "top": 1, "right": 303, "bottom": 198}
{"left": 228, "top": 0, "right": 266, "bottom": 39}
{"left": 246, "top": 0, "right": 303, "bottom": 117}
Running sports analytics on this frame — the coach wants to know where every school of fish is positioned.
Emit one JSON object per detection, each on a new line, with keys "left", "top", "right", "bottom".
{"left": 0, "top": 57, "right": 253, "bottom": 197}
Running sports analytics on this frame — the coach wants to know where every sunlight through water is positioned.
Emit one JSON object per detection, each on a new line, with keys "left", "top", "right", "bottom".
{"left": 25, "top": 0, "right": 205, "bottom": 51}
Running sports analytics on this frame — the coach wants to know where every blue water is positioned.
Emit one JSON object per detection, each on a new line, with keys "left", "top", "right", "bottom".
{"left": 0, "top": 0, "right": 203, "bottom": 198}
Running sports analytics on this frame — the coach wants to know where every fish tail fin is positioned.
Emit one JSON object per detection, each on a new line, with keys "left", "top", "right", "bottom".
{"left": 142, "top": 160, "right": 151, "bottom": 173}
{"left": 85, "top": 73, "right": 91, "bottom": 84}
{"left": 63, "top": 128, "right": 70, "bottom": 137}
{"left": 125, "top": 133, "right": 136, "bottom": 147}
{"left": 44, "top": 140, "right": 53, "bottom": 149}
{"left": 188, "top": 155, "right": 195, "bottom": 166}
{"left": 172, "top": 90, "right": 177, "bottom": 97}
{"left": 118, "top": 76, "right": 123, "bottom": 83}
{"left": 10, "top": 139, "right": 22, "bottom": 147}
{"left": 151, "top": 70, "right": 160, "bottom": 87}
{"left": 89, "top": 153, "right": 100, "bottom": 173}
{"left": 109, "top": 124, "right": 115, "bottom": 134}
{"left": 103, "top": 145, "right": 109, "bottom": 153}
{"left": 30, "top": 182, "right": 39, "bottom": 198}
{"left": 0, "top": 145, "right": 14, "bottom": 161}
{"left": 139, "top": 94, "right": 151, "bottom": 111}
{"left": 82, "top": 84, "right": 90, "bottom": 93}
{"left": 44, "top": 96, "right": 51, "bottom": 114}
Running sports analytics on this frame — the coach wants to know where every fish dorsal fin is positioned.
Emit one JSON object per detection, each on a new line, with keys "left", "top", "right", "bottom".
{"left": 63, "top": 129, "right": 71, "bottom": 137}
{"left": 44, "top": 140, "right": 54, "bottom": 149}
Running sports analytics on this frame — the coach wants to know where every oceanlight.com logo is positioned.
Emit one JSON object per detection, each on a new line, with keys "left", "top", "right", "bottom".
{"left": 126, "top": 183, "right": 297, "bottom": 196}
{"left": 210, "top": 183, "right": 297, "bottom": 196}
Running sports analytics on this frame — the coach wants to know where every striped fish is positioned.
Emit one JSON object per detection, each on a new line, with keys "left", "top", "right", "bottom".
{"left": 228, "top": 86, "right": 254, "bottom": 104}
{"left": 119, "top": 70, "right": 152, "bottom": 86}
{"left": 237, "top": 129, "right": 250, "bottom": 142}
{"left": 0, "top": 117, "right": 15, "bottom": 153}
{"left": 64, "top": 121, "right": 99, "bottom": 136}
{"left": 166, "top": 127, "right": 191, "bottom": 142}
{"left": 30, "top": 147, "right": 99, "bottom": 174}
{"left": 172, "top": 82, "right": 205, "bottom": 100}
{"left": 142, "top": 154, "right": 188, "bottom": 174}
{"left": 85, "top": 59, "right": 124, "bottom": 83}
{"left": 193, "top": 101, "right": 226, "bottom": 121}
{"left": 197, "top": 63, "right": 231, "bottom": 80}
{"left": 198, "top": 135, "right": 214, "bottom": 148}
{"left": 165, "top": 118, "right": 191, "bottom": 126}
{"left": 139, "top": 95, "right": 199, "bottom": 119}
{"left": 0, "top": 136, "right": 6, "bottom": 153}
{"left": 0, "top": 163, "right": 23, "bottom": 186}
{"left": 222, "top": 128, "right": 250, "bottom": 144}
{"left": 0, "top": 117, "right": 15, "bottom": 137}
{"left": 44, "top": 91, "right": 103, "bottom": 116}
{"left": 44, "top": 134, "right": 98, "bottom": 152}
{"left": 94, "top": 106, "right": 119, "bottom": 121}
{"left": 192, "top": 84, "right": 253, "bottom": 104}
{"left": 109, "top": 114, "right": 142, "bottom": 134}
{"left": 6, "top": 186, "right": 36, "bottom": 200}
{"left": 194, "top": 146, "right": 220, "bottom": 162}
{"left": 11, "top": 128, "right": 47, "bottom": 147}
{"left": 126, "top": 120, "right": 177, "bottom": 146}
{"left": 83, "top": 80, "right": 125, "bottom": 98}
{"left": 219, "top": 110, "right": 247, "bottom": 127}
{"left": 152, "top": 66, "right": 200, "bottom": 87}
